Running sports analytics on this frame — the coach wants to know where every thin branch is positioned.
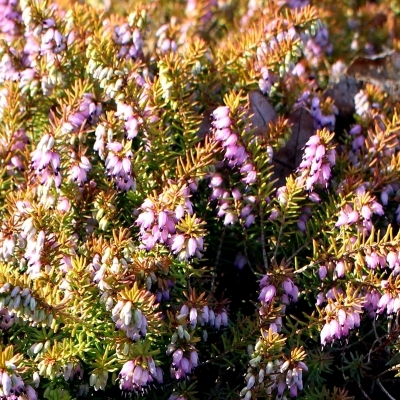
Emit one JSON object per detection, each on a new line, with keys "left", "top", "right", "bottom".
{"left": 241, "top": 223, "right": 256, "bottom": 274}
{"left": 377, "top": 379, "right": 396, "bottom": 400}
{"left": 286, "top": 242, "right": 309, "bottom": 268}
{"left": 259, "top": 203, "right": 269, "bottom": 270}
{"left": 358, "top": 382, "right": 372, "bottom": 400}
{"left": 273, "top": 214, "right": 285, "bottom": 262}
{"left": 211, "top": 226, "right": 226, "bottom": 292}
{"left": 373, "top": 318, "right": 382, "bottom": 344}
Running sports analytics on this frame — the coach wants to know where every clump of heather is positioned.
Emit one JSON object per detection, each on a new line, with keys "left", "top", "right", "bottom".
{"left": 0, "top": 0, "right": 400, "bottom": 399}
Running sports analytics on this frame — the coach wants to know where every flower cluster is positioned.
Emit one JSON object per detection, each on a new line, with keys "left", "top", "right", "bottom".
{"left": 177, "top": 301, "right": 229, "bottom": 331}
{"left": 318, "top": 260, "right": 348, "bottom": 280}
{"left": 386, "top": 250, "right": 400, "bottom": 275}
{"left": 119, "top": 356, "right": 163, "bottom": 393}
{"left": 37, "top": 19, "right": 67, "bottom": 59}
{"left": 0, "top": 128, "right": 29, "bottom": 175}
{"left": 296, "top": 130, "right": 336, "bottom": 191}
{"left": 93, "top": 74, "right": 156, "bottom": 190}
{"left": 207, "top": 105, "right": 260, "bottom": 228}
{"left": 348, "top": 124, "right": 365, "bottom": 153}
{"left": 155, "top": 24, "right": 178, "bottom": 54}
{"left": 109, "top": 283, "right": 158, "bottom": 341}
{"left": 18, "top": 10, "right": 71, "bottom": 95}
{"left": 259, "top": 272, "right": 298, "bottom": 334}
{"left": 283, "top": 0, "right": 310, "bottom": 9}
{"left": 375, "top": 278, "right": 400, "bottom": 316}
{"left": 30, "top": 133, "right": 61, "bottom": 189}
{"left": 258, "top": 66, "right": 274, "bottom": 95}
{"left": 112, "top": 299, "right": 148, "bottom": 340}
{"left": 167, "top": 344, "right": 199, "bottom": 380}
{"left": 259, "top": 275, "right": 299, "bottom": 308}
{"left": 234, "top": 252, "right": 248, "bottom": 270}
{"left": 0, "top": 309, "right": 15, "bottom": 330}
{"left": 363, "top": 289, "right": 380, "bottom": 318}
{"left": 89, "top": 233, "right": 148, "bottom": 297}
{"left": 0, "top": 0, "right": 21, "bottom": 44}
{"left": 0, "top": 52, "right": 19, "bottom": 83}
{"left": 335, "top": 187, "right": 384, "bottom": 234}
{"left": 0, "top": 195, "right": 73, "bottom": 279}
{"left": 208, "top": 172, "right": 256, "bottom": 227}
{"left": 113, "top": 22, "right": 143, "bottom": 60}
{"left": 136, "top": 184, "right": 206, "bottom": 260}
{"left": 0, "top": 345, "right": 37, "bottom": 399}
{"left": 104, "top": 142, "right": 135, "bottom": 191}
{"left": 0, "top": 370, "right": 37, "bottom": 399}
{"left": 210, "top": 106, "right": 257, "bottom": 184}
{"left": 68, "top": 153, "right": 91, "bottom": 186}
{"left": 0, "top": 281, "right": 52, "bottom": 327}
{"left": 319, "top": 290, "right": 363, "bottom": 345}
{"left": 256, "top": 18, "right": 303, "bottom": 77}
{"left": 115, "top": 102, "right": 141, "bottom": 141}
{"left": 304, "top": 24, "right": 333, "bottom": 66}
{"left": 62, "top": 94, "right": 102, "bottom": 134}
{"left": 62, "top": 95, "right": 99, "bottom": 185}
{"left": 186, "top": 0, "right": 217, "bottom": 25}
{"left": 297, "top": 206, "right": 312, "bottom": 233}
{"left": 354, "top": 88, "right": 373, "bottom": 118}
{"left": 241, "top": 331, "right": 308, "bottom": 399}
{"left": 309, "top": 97, "right": 337, "bottom": 131}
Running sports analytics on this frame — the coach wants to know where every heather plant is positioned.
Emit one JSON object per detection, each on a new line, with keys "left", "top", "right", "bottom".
{"left": 0, "top": 0, "right": 400, "bottom": 399}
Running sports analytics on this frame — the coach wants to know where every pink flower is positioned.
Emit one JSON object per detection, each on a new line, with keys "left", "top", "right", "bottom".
{"left": 308, "top": 192, "right": 321, "bottom": 203}
{"left": 335, "top": 261, "right": 345, "bottom": 277}
{"left": 212, "top": 106, "right": 230, "bottom": 119}
{"left": 259, "top": 284, "right": 276, "bottom": 303}
{"left": 119, "top": 357, "right": 162, "bottom": 392}
{"left": 245, "top": 214, "right": 255, "bottom": 227}
{"left": 136, "top": 211, "right": 155, "bottom": 230}
{"left": 234, "top": 253, "right": 248, "bottom": 270}
{"left": 365, "top": 252, "right": 379, "bottom": 269}
{"left": 349, "top": 124, "right": 362, "bottom": 135}
{"left": 377, "top": 293, "right": 391, "bottom": 314}
{"left": 370, "top": 201, "right": 384, "bottom": 216}
{"left": 387, "top": 251, "right": 398, "bottom": 269}
{"left": 170, "top": 347, "right": 198, "bottom": 379}
{"left": 347, "top": 211, "right": 359, "bottom": 224}
{"left": 210, "top": 173, "right": 223, "bottom": 187}
{"left": 319, "top": 265, "right": 327, "bottom": 279}
{"left": 364, "top": 289, "right": 380, "bottom": 316}
{"left": 187, "top": 237, "right": 197, "bottom": 257}
{"left": 212, "top": 115, "right": 232, "bottom": 129}
{"left": 361, "top": 205, "right": 372, "bottom": 220}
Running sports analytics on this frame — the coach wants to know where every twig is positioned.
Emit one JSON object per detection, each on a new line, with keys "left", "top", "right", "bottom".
{"left": 286, "top": 242, "right": 309, "bottom": 268}
{"left": 259, "top": 204, "right": 269, "bottom": 270}
{"left": 243, "top": 230, "right": 255, "bottom": 275}
{"left": 332, "top": 329, "right": 375, "bottom": 352}
{"left": 272, "top": 215, "right": 285, "bottom": 262}
{"left": 357, "top": 382, "right": 372, "bottom": 400}
{"left": 214, "top": 226, "right": 225, "bottom": 269}
{"left": 211, "top": 226, "right": 226, "bottom": 292}
{"left": 373, "top": 318, "right": 382, "bottom": 344}
{"left": 377, "top": 379, "right": 396, "bottom": 400}
{"left": 292, "top": 264, "right": 311, "bottom": 274}
{"left": 366, "top": 318, "right": 383, "bottom": 363}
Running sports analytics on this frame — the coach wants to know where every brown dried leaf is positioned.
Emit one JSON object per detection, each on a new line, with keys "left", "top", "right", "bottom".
{"left": 272, "top": 108, "right": 314, "bottom": 187}
{"left": 248, "top": 91, "right": 277, "bottom": 136}
{"left": 346, "top": 51, "right": 400, "bottom": 100}
{"left": 197, "top": 108, "right": 215, "bottom": 139}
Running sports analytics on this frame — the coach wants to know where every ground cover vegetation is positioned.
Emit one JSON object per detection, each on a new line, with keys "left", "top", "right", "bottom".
{"left": 0, "top": 0, "right": 400, "bottom": 398}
